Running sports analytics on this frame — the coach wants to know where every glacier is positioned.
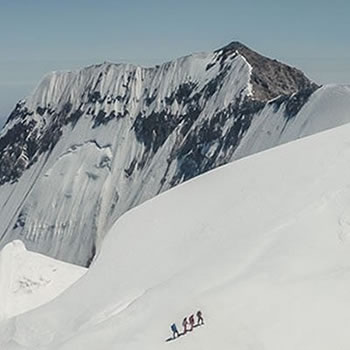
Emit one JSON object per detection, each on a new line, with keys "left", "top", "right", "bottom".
{"left": 2, "top": 122, "right": 350, "bottom": 349}
{"left": 0, "top": 42, "right": 350, "bottom": 266}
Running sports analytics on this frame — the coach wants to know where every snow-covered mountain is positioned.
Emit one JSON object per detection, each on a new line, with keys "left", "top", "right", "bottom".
{"left": 1, "top": 41, "right": 350, "bottom": 266}
{"left": 0, "top": 240, "right": 86, "bottom": 321}
{"left": 3, "top": 122, "right": 350, "bottom": 350}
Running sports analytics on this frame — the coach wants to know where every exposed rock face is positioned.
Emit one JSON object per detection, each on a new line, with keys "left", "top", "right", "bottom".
{"left": 0, "top": 42, "right": 334, "bottom": 266}
{"left": 217, "top": 41, "right": 319, "bottom": 100}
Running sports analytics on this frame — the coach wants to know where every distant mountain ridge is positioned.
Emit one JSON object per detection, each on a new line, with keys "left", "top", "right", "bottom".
{"left": 0, "top": 41, "right": 349, "bottom": 266}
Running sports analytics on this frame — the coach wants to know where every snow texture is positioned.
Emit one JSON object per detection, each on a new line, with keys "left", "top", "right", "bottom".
{"left": 2, "top": 122, "right": 350, "bottom": 349}
{"left": 0, "top": 240, "right": 86, "bottom": 321}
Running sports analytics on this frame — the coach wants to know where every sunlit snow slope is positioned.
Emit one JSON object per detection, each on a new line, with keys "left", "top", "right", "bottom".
{"left": 3, "top": 122, "right": 350, "bottom": 350}
{"left": 0, "top": 240, "right": 86, "bottom": 321}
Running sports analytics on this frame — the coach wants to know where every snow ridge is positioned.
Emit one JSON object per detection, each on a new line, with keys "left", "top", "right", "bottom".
{"left": 3, "top": 122, "right": 350, "bottom": 349}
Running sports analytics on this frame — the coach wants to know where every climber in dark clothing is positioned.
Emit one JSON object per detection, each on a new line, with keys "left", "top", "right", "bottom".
{"left": 182, "top": 317, "right": 188, "bottom": 334}
{"left": 196, "top": 310, "right": 204, "bottom": 325}
{"left": 189, "top": 314, "right": 195, "bottom": 331}
{"left": 171, "top": 323, "right": 179, "bottom": 339}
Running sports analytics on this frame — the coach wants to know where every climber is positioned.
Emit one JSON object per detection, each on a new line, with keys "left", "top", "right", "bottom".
{"left": 170, "top": 323, "right": 179, "bottom": 339}
{"left": 196, "top": 310, "right": 204, "bottom": 325}
{"left": 189, "top": 314, "right": 195, "bottom": 331}
{"left": 182, "top": 317, "right": 189, "bottom": 334}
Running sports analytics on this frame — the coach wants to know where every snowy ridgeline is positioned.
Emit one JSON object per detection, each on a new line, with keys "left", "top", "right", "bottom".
{"left": 0, "top": 240, "right": 86, "bottom": 321}
{"left": 3, "top": 122, "right": 350, "bottom": 349}
{"left": 3, "top": 41, "right": 350, "bottom": 267}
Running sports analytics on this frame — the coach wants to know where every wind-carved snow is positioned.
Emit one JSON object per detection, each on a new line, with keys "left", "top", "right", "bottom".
{"left": 3, "top": 123, "right": 350, "bottom": 349}
{"left": 0, "top": 42, "right": 349, "bottom": 266}
{"left": 0, "top": 240, "right": 86, "bottom": 321}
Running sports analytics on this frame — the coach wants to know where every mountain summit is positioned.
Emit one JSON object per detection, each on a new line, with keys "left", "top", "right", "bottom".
{"left": 217, "top": 41, "right": 319, "bottom": 100}
{"left": 0, "top": 42, "right": 349, "bottom": 266}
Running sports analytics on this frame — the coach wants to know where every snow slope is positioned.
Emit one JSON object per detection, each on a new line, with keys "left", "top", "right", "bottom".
{"left": 0, "top": 240, "right": 86, "bottom": 322}
{"left": 3, "top": 122, "right": 350, "bottom": 349}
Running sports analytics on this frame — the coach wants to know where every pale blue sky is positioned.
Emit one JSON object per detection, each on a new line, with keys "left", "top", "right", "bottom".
{"left": 1, "top": 0, "right": 349, "bottom": 126}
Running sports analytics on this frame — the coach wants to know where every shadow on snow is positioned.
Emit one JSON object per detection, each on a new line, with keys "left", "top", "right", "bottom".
{"left": 165, "top": 324, "right": 204, "bottom": 342}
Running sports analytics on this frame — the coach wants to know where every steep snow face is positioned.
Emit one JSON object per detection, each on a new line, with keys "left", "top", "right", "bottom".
{"left": 3, "top": 123, "right": 350, "bottom": 349}
{"left": 0, "top": 49, "right": 255, "bottom": 265}
{"left": 0, "top": 240, "right": 86, "bottom": 321}
{"left": 0, "top": 42, "right": 342, "bottom": 266}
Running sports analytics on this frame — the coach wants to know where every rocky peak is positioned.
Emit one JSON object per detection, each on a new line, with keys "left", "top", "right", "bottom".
{"left": 217, "top": 41, "right": 319, "bottom": 101}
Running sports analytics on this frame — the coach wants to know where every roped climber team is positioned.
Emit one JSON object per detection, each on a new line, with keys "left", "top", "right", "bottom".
{"left": 170, "top": 310, "right": 204, "bottom": 339}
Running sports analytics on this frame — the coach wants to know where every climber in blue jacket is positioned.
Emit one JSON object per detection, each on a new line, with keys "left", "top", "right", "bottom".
{"left": 170, "top": 323, "right": 179, "bottom": 339}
